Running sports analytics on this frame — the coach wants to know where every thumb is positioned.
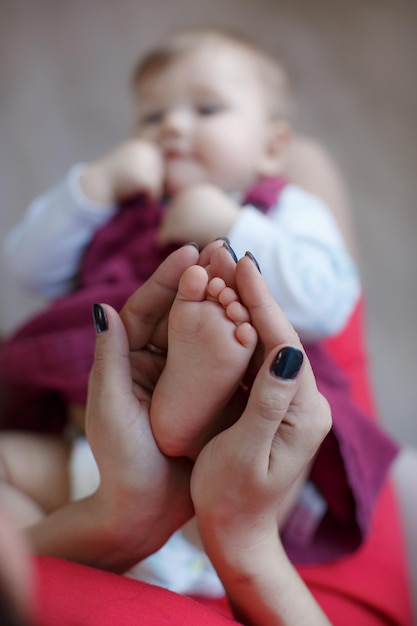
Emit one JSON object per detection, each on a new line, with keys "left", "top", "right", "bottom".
{"left": 236, "top": 346, "right": 304, "bottom": 458}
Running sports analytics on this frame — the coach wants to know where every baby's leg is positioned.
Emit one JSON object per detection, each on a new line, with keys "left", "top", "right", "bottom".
{"left": 0, "top": 433, "right": 71, "bottom": 528}
{"left": 151, "top": 265, "right": 257, "bottom": 460}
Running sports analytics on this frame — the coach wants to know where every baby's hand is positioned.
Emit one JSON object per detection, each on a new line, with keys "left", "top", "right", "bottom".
{"left": 159, "top": 184, "right": 240, "bottom": 247}
{"left": 80, "top": 139, "right": 164, "bottom": 206}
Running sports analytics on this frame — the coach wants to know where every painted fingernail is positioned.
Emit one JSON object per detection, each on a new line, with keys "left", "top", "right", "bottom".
{"left": 92, "top": 303, "right": 108, "bottom": 334}
{"left": 271, "top": 347, "right": 303, "bottom": 379}
{"left": 223, "top": 241, "right": 238, "bottom": 263}
{"left": 185, "top": 241, "right": 200, "bottom": 251}
{"left": 245, "top": 251, "right": 261, "bottom": 273}
{"left": 215, "top": 236, "right": 230, "bottom": 244}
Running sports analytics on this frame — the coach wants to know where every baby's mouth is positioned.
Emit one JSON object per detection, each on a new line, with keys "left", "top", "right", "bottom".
{"left": 164, "top": 148, "right": 193, "bottom": 161}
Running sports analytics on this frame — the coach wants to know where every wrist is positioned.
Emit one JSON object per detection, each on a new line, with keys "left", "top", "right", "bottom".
{"left": 83, "top": 488, "right": 160, "bottom": 570}
{"left": 197, "top": 509, "right": 281, "bottom": 572}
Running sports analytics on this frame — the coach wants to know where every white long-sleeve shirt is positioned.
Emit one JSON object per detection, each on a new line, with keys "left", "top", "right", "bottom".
{"left": 4, "top": 165, "right": 360, "bottom": 342}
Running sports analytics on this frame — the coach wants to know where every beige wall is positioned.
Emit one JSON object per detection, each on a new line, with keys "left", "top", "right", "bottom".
{"left": 1, "top": 0, "right": 416, "bottom": 444}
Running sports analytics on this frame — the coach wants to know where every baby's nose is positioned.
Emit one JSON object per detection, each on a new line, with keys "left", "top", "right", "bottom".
{"left": 161, "top": 107, "right": 192, "bottom": 135}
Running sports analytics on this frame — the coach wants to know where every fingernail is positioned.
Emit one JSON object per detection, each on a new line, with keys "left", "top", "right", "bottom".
{"left": 215, "top": 236, "right": 230, "bottom": 244}
{"left": 245, "top": 251, "right": 261, "bottom": 273}
{"left": 185, "top": 241, "right": 200, "bottom": 251}
{"left": 222, "top": 241, "right": 238, "bottom": 263}
{"left": 92, "top": 303, "right": 108, "bottom": 334}
{"left": 271, "top": 347, "right": 303, "bottom": 379}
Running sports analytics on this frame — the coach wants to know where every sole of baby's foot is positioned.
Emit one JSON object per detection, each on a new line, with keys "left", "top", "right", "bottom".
{"left": 151, "top": 264, "right": 258, "bottom": 460}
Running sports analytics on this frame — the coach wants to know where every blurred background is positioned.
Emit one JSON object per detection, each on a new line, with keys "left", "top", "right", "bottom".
{"left": 0, "top": 0, "right": 416, "bottom": 444}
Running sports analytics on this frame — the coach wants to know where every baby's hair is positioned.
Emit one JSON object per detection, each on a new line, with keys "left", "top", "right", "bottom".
{"left": 131, "top": 27, "right": 292, "bottom": 119}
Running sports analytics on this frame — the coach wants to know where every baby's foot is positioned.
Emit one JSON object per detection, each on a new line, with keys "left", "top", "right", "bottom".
{"left": 150, "top": 264, "right": 258, "bottom": 460}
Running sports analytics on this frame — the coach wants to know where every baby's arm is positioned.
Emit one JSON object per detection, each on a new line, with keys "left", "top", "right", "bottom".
{"left": 4, "top": 140, "right": 164, "bottom": 299}
{"left": 228, "top": 185, "right": 360, "bottom": 341}
{"left": 4, "top": 165, "right": 118, "bottom": 298}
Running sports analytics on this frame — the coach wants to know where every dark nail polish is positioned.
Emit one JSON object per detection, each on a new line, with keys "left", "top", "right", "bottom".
{"left": 245, "top": 251, "right": 262, "bottom": 273}
{"left": 223, "top": 241, "right": 238, "bottom": 263}
{"left": 92, "top": 303, "right": 108, "bottom": 334}
{"left": 215, "top": 236, "right": 230, "bottom": 245}
{"left": 186, "top": 241, "right": 200, "bottom": 251}
{"left": 271, "top": 347, "right": 303, "bottom": 379}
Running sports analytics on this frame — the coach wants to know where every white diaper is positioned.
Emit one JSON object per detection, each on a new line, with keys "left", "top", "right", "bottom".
{"left": 127, "top": 518, "right": 224, "bottom": 597}
{"left": 67, "top": 436, "right": 224, "bottom": 597}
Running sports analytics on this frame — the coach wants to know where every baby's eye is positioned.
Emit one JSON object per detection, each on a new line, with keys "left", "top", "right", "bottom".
{"left": 141, "top": 110, "right": 164, "bottom": 125}
{"left": 196, "top": 102, "right": 223, "bottom": 116}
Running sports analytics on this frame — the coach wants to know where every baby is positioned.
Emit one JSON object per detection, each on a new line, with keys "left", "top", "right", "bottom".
{"left": 5, "top": 27, "right": 358, "bottom": 341}
{"left": 1, "top": 27, "right": 360, "bottom": 594}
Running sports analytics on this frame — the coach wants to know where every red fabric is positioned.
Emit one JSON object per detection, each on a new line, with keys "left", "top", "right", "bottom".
{"left": 298, "top": 296, "right": 412, "bottom": 623}
{"left": 32, "top": 557, "right": 236, "bottom": 626}
{"left": 298, "top": 479, "right": 413, "bottom": 625}
{"left": 32, "top": 479, "right": 412, "bottom": 625}
{"left": 323, "top": 296, "right": 377, "bottom": 418}
{"left": 284, "top": 339, "right": 398, "bottom": 564}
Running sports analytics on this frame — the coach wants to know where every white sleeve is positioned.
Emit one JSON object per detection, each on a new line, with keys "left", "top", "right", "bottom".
{"left": 228, "top": 184, "right": 360, "bottom": 342}
{"left": 3, "top": 164, "right": 118, "bottom": 299}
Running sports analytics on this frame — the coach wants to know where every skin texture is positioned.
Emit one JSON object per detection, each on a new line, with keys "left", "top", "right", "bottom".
{"left": 150, "top": 262, "right": 258, "bottom": 460}
{"left": 0, "top": 242, "right": 333, "bottom": 625}
{"left": 135, "top": 44, "right": 288, "bottom": 196}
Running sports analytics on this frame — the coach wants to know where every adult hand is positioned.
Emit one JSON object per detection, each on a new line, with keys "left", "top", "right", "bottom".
{"left": 86, "top": 301, "right": 195, "bottom": 571}
{"left": 84, "top": 240, "right": 240, "bottom": 570}
{"left": 191, "top": 255, "right": 332, "bottom": 624}
{"left": 27, "top": 244, "right": 209, "bottom": 572}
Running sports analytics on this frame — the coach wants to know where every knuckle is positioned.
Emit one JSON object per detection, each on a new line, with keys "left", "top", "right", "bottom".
{"left": 255, "top": 389, "right": 289, "bottom": 422}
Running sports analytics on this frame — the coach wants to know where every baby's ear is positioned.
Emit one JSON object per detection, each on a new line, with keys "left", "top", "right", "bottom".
{"left": 259, "top": 119, "right": 292, "bottom": 177}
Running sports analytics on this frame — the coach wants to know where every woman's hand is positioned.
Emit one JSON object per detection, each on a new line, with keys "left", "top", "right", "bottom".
{"left": 191, "top": 255, "right": 332, "bottom": 625}
{"left": 86, "top": 303, "right": 194, "bottom": 570}
{"left": 26, "top": 244, "right": 207, "bottom": 572}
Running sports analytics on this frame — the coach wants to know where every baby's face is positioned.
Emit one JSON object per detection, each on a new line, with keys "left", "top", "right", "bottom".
{"left": 134, "top": 45, "right": 275, "bottom": 196}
